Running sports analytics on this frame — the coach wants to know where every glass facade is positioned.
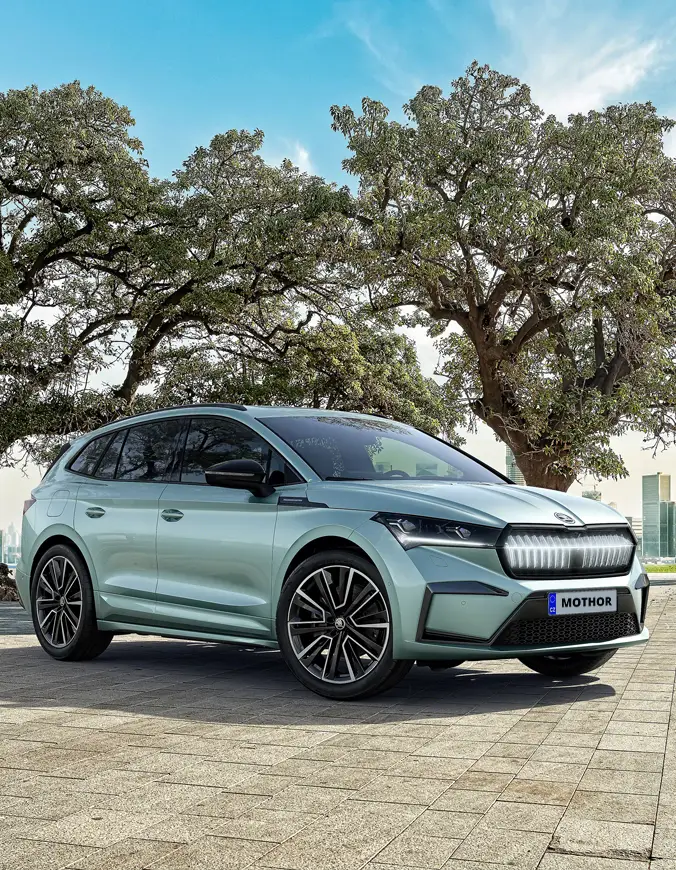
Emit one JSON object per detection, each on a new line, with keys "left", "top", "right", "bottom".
{"left": 505, "top": 447, "right": 525, "bottom": 485}
{"left": 642, "top": 473, "right": 673, "bottom": 558}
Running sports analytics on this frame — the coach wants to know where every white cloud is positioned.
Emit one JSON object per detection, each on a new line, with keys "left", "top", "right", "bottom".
{"left": 491, "top": 0, "right": 662, "bottom": 118}
{"left": 337, "top": 1, "right": 421, "bottom": 98}
{"left": 293, "top": 142, "right": 313, "bottom": 173}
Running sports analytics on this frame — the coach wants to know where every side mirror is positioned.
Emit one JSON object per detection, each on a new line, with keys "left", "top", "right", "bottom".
{"left": 204, "top": 459, "right": 275, "bottom": 497}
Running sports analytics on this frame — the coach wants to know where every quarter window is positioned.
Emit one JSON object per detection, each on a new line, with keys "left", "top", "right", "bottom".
{"left": 69, "top": 435, "right": 111, "bottom": 477}
{"left": 181, "top": 417, "right": 274, "bottom": 484}
{"left": 117, "top": 419, "right": 186, "bottom": 482}
{"left": 96, "top": 430, "right": 128, "bottom": 479}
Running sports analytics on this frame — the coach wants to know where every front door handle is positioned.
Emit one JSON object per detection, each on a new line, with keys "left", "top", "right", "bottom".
{"left": 161, "top": 508, "right": 184, "bottom": 522}
{"left": 85, "top": 507, "right": 105, "bottom": 519}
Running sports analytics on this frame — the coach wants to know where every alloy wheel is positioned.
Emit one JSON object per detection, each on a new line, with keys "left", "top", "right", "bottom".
{"left": 287, "top": 565, "right": 390, "bottom": 684}
{"left": 35, "top": 556, "right": 83, "bottom": 648}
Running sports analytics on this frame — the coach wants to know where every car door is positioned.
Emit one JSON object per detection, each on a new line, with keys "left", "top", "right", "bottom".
{"left": 73, "top": 417, "right": 187, "bottom": 625}
{"left": 155, "top": 415, "right": 299, "bottom": 639}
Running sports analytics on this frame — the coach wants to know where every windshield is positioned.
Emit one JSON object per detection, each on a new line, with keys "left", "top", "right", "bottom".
{"left": 261, "top": 415, "right": 508, "bottom": 483}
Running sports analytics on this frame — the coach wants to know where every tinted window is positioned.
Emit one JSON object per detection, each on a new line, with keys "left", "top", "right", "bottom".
{"left": 262, "top": 415, "right": 507, "bottom": 484}
{"left": 181, "top": 417, "right": 273, "bottom": 484}
{"left": 70, "top": 435, "right": 111, "bottom": 476}
{"left": 95, "top": 430, "right": 127, "bottom": 479}
{"left": 117, "top": 419, "right": 186, "bottom": 482}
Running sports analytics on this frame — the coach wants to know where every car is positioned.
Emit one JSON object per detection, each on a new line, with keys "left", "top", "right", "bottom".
{"left": 15, "top": 404, "right": 649, "bottom": 700}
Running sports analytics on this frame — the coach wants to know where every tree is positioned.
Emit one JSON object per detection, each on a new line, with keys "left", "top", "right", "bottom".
{"left": 1, "top": 83, "right": 455, "bottom": 464}
{"left": 0, "top": 562, "right": 17, "bottom": 601}
{"left": 331, "top": 63, "right": 676, "bottom": 489}
{"left": 153, "top": 311, "right": 461, "bottom": 436}
{"left": 0, "top": 81, "right": 161, "bottom": 460}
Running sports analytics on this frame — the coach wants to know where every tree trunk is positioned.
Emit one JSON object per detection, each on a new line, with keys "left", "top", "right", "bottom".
{"left": 512, "top": 452, "right": 576, "bottom": 491}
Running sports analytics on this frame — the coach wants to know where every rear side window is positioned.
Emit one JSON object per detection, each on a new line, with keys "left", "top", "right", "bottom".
{"left": 181, "top": 417, "right": 272, "bottom": 484}
{"left": 117, "top": 419, "right": 186, "bottom": 482}
{"left": 69, "top": 435, "right": 110, "bottom": 477}
{"left": 96, "top": 430, "right": 128, "bottom": 479}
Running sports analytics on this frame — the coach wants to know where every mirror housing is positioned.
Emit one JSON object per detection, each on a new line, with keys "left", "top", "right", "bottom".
{"left": 204, "top": 459, "right": 274, "bottom": 497}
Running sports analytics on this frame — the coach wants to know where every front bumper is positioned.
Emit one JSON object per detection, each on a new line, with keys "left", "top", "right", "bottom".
{"left": 354, "top": 522, "right": 649, "bottom": 661}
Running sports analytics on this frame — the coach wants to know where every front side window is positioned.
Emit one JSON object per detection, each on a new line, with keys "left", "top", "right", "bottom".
{"left": 181, "top": 417, "right": 274, "bottom": 484}
{"left": 117, "top": 419, "right": 186, "bottom": 482}
{"left": 261, "top": 415, "right": 507, "bottom": 484}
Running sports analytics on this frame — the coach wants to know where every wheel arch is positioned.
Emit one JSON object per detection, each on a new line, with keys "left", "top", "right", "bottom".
{"left": 29, "top": 527, "right": 99, "bottom": 596}
{"left": 274, "top": 524, "right": 402, "bottom": 644}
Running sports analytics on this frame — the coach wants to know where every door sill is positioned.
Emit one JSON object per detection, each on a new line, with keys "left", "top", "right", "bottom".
{"left": 97, "top": 620, "right": 279, "bottom": 649}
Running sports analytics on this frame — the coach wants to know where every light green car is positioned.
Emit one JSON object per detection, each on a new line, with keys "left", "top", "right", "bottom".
{"left": 16, "top": 404, "right": 649, "bottom": 700}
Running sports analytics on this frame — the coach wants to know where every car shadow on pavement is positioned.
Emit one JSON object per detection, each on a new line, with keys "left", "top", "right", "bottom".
{"left": 0, "top": 631, "right": 617, "bottom": 728}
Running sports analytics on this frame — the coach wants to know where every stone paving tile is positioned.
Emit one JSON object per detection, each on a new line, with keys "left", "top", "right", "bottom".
{"left": 0, "top": 588, "right": 674, "bottom": 870}
{"left": 452, "top": 827, "right": 551, "bottom": 869}
{"left": 565, "top": 790, "right": 659, "bottom": 824}
{"left": 71, "top": 837, "right": 180, "bottom": 870}
{"left": 550, "top": 817, "right": 655, "bottom": 861}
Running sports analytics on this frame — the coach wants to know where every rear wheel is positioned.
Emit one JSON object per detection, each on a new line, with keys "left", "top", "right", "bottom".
{"left": 30, "top": 544, "right": 113, "bottom": 662}
{"left": 276, "top": 550, "right": 413, "bottom": 700}
{"left": 519, "top": 649, "right": 617, "bottom": 677}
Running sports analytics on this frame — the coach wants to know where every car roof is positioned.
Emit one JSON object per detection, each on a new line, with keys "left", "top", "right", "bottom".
{"left": 85, "top": 404, "right": 387, "bottom": 436}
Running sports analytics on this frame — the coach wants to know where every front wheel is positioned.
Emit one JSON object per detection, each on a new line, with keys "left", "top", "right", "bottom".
{"left": 276, "top": 550, "right": 413, "bottom": 700}
{"left": 519, "top": 649, "right": 617, "bottom": 677}
{"left": 31, "top": 544, "right": 113, "bottom": 662}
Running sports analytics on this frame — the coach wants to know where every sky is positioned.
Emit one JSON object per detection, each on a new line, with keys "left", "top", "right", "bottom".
{"left": 2, "top": 0, "right": 676, "bottom": 528}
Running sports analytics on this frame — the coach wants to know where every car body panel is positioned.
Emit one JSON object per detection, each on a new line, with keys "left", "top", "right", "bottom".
{"left": 154, "top": 482, "right": 281, "bottom": 637}
{"left": 16, "top": 404, "right": 649, "bottom": 668}
{"left": 73, "top": 477, "right": 164, "bottom": 623}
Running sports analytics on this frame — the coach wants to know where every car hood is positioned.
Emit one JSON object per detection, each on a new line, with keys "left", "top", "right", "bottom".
{"left": 307, "top": 480, "right": 626, "bottom": 528}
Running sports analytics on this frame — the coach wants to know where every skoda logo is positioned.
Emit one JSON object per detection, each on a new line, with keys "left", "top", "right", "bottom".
{"left": 555, "top": 512, "right": 576, "bottom": 525}
{"left": 334, "top": 617, "right": 346, "bottom": 631}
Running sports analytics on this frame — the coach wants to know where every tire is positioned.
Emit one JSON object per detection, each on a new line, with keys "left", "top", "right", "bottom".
{"left": 418, "top": 659, "right": 466, "bottom": 670}
{"left": 30, "top": 543, "right": 113, "bottom": 662}
{"left": 519, "top": 649, "right": 617, "bottom": 677}
{"left": 276, "top": 550, "right": 413, "bottom": 700}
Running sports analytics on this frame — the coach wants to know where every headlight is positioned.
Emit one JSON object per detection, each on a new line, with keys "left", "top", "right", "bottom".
{"left": 373, "top": 513, "right": 502, "bottom": 550}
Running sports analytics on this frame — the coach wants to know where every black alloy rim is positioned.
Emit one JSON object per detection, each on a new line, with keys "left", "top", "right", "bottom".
{"left": 35, "top": 556, "right": 83, "bottom": 648}
{"left": 287, "top": 565, "right": 390, "bottom": 683}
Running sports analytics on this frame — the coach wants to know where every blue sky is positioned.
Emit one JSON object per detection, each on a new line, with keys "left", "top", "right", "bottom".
{"left": 2, "top": 0, "right": 676, "bottom": 525}
{"left": 3, "top": 0, "right": 676, "bottom": 183}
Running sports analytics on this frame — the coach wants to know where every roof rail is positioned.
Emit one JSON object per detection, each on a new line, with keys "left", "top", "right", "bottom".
{"left": 113, "top": 403, "right": 248, "bottom": 423}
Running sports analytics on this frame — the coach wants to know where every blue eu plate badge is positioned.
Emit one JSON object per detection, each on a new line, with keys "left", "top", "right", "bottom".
{"left": 548, "top": 593, "right": 557, "bottom": 615}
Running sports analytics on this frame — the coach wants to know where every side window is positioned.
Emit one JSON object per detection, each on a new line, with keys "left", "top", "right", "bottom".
{"left": 181, "top": 417, "right": 273, "bottom": 484}
{"left": 117, "top": 419, "right": 186, "bottom": 482}
{"left": 96, "top": 430, "right": 128, "bottom": 480}
{"left": 69, "top": 434, "right": 111, "bottom": 477}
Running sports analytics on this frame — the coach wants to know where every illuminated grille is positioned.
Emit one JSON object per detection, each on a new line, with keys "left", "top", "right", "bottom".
{"left": 495, "top": 612, "right": 639, "bottom": 646}
{"left": 499, "top": 527, "right": 635, "bottom": 578}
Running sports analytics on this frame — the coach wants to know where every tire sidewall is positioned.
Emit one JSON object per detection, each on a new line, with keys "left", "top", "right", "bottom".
{"left": 276, "top": 550, "right": 400, "bottom": 700}
{"left": 30, "top": 544, "right": 96, "bottom": 661}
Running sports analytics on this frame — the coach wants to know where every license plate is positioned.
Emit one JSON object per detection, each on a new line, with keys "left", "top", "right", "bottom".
{"left": 548, "top": 589, "right": 617, "bottom": 616}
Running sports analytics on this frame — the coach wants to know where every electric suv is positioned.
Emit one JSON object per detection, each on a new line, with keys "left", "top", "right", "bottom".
{"left": 16, "top": 404, "right": 649, "bottom": 700}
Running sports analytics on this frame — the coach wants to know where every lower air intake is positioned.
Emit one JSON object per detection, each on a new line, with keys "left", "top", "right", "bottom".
{"left": 495, "top": 612, "right": 640, "bottom": 647}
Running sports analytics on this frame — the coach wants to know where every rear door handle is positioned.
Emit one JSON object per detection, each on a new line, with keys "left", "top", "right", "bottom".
{"left": 85, "top": 507, "right": 106, "bottom": 519}
{"left": 161, "top": 508, "right": 184, "bottom": 522}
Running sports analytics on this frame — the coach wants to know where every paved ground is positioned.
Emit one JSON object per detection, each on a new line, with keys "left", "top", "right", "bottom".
{"left": 0, "top": 589, "right": 674, "bottom": 870}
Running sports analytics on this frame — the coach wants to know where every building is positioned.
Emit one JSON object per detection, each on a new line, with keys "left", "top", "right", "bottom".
{"left": 505, "top": 447, "right": 525, "bottom": 485}
{"left": 642, "top": 473, "right": 675, "bottom": 559}
{"left": 582, "top": 488, "right": 602, "bottom": 501}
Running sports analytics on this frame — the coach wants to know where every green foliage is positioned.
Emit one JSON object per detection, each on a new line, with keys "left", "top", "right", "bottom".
{"left": 0, "top": 82, "right": 452, "bottom": 464}
{"left": 332, "top": 62, "right": 676, "bottom": 488}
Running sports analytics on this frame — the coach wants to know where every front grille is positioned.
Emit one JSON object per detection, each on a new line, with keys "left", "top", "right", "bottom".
{"left": 499, "top": 526, "right": 635, "bottom": 579}
{"left": 495, "top": 611, "right": 640, "bottom": 647}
